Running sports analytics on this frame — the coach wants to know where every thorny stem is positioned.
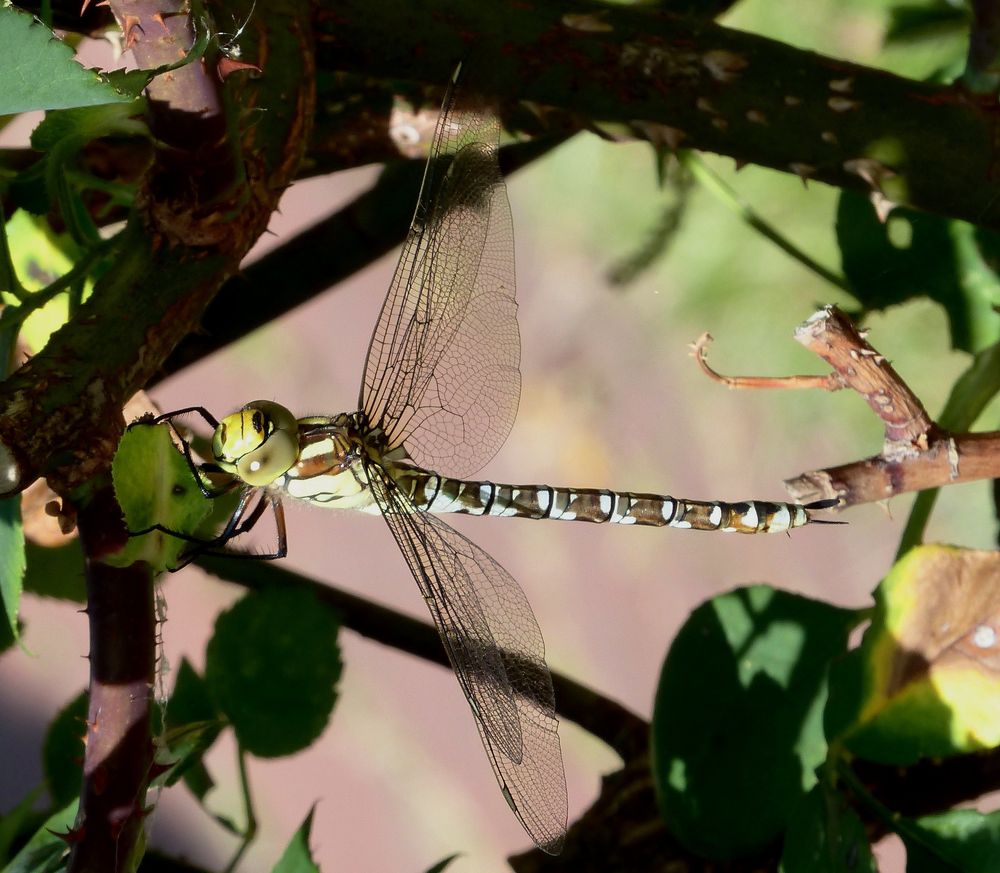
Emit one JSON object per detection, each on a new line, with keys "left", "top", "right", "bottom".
{"left": 70, "top": 487, "right": 156, "bottom": 873}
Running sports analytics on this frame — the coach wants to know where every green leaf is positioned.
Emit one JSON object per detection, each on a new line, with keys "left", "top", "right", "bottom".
{"left": 0, "top": 611, "right": 14, "bottom": 654}
{"left": 0, "top": 4, "right": 135, "bottom": 113}
{"left": 3, "top": 210, "right": 78, "bottom": 353}
{"left": 42, "top": 690, "right": 88, "bottom": 807}
{"left": 157, "top": 658, "right": 223, "bottom": 796}
{"left": 30, "top": 105, "right": 148, "bottom": 246}
{"left": 0, "top": 786, "right": 45, "bottom": 863}
{"left": 167, "top": 657, "right": 219, "bottom": 727}
{"left": 23, "top": 540, "right": 86, "bottom": 603}
{"left": 836, "top": 191, "right": 1000, "bottom": 354}
{"left": 885, "top": 3, "right": 969, "bottom": 45}
{"left": 206, "top": 587, "right": 342, "bottom": 758}
{"left": 0, "top": 202, "right": 24, "bottom": 297}
{"left": 651, "top": 585, "right": 857, "bottom": 859}
{"left": 30, "top": 103, "right": 148, "bottom": 152}
{"left": 424, "top": 854, "right": 461, "bottom": 873}
{"left": 779, "top": 783, "right": 875, "bottom": 873}
{"left": 904, "top": 808, "right": 1000, "bottom": 873}
{"left": 826, "top": 545, "right": 1000, "bottom": 764}
{"left": 271, "top": 806, "right": 320, "bottom": 873}
{"left": 110, "top": 423, "right": 213, "bottom": 571}
{"left": 0, "top": 798, "right": 76, "bottom": 873}
{"left": 0, "top": 496, "right": 24, "bottom": 643}
{"left": 155, "top": 719, "right": 223, "bottom": 795}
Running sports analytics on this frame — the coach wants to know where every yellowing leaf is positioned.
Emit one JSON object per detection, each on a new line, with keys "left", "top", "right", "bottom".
{"left": 3, "top": 210, "right": 76, "bottom": 353}
{"left": 834, "top": 545, "right": 1000, "bottom": 763}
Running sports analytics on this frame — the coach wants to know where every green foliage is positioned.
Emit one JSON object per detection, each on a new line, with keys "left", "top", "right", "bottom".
{"left": 0, "top": 800, "right": 76, "bottom": 873}
{"left": 904, "top": 809, "right": 1000, "bottom": 873}
{"left": 779, "top": 783, "right": 876, "bottom": 873}
{"left": 110, "top": 423, "right": 213, "bottom": 572}
{"left": 0, "top": 496, "right": 23, "bottom": 642}
{"left": 0, "top": 3, "right": 135, "bottom": 114}
{"left": 0, "top": 786, "right": 44, "bottom": 863}
{"left": 652, "top": 586, "right": 858, "bottom": 859}
{"left": 22, "top": 540, "right": 85, "bottom": 602}
{"left": 837, "top": 192, "right": 1000, "bottom": 354}
{"left": 158, "top": 658, "right": 224, "bottom": 798}
{"left": 205, "top": 587, "right": 342, "bottom": 757}
{"left": 827, "top": 545, "right": 1000, "bottom": 762}
{"left": 4, "top": 0, "right": 1000, "bottom": 868}
{"left": 272, "top": 807, "right": 321, "bottom": 873}
{"left": 28, "top": 105, "right": 149, "bottom": 244}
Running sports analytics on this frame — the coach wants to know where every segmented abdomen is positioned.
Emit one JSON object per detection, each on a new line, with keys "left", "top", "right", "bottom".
{"left": 401, "top": 471, "right": 816, "bottom": 534}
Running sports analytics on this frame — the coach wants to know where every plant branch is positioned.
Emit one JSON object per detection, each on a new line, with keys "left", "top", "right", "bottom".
{"left": 775, "top": 307, "right": 1000, "bottom": 507}
{"left": 157, "top": 136, "right": 563, "bottom": 381}
{"left": 316, "top": 0, "right": 1000, "bottom": 230}
{"left": 0, "top": 0, "right": 314, "bottom": 499}
{"left": 69, "top": 487, "right": 156, "bottom": 873}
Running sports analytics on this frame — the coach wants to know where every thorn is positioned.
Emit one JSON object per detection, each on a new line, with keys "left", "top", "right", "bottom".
{"left": 49, "top": 825, "right": 86, "bottom": 844}
{"left": 561, "top": 11, "right": 613, "bottom": 32}
{"left": 870, "top": 191, "right": 896, "bottom": 223}
{"left": 702, "top": 49, "right": 749, "bottom": 83}
{"left": 828, "top": 96, "right": 861, "bottom": 112}
{"left": 789, "top": 163, "right": 816, "bottom": 185}
{"left": 639, "top": 123, "right": 686, "bottom": 151}
{"left": 843, "top": 157, "right": 897, "bottom": 192}
{"left": 123, "top": 14, "right": 143, "bottom": 50}
{"left": 217, "top": 57, "right": 262, "bottom": 81}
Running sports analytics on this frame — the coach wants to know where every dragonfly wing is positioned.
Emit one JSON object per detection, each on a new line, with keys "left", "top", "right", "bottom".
{"left": 368, "top": 464, "right": 567, "bottom": 854}
{"left": 360, "top": 81, "right": 520, "bottom": 479}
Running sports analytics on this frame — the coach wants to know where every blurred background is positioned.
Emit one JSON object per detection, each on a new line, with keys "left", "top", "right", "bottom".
{"left": 3, "top": 0, "right": 999, "bottom": 870}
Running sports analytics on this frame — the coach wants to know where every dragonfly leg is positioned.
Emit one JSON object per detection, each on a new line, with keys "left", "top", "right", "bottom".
{"left": 129, "top": 487, "right": 256, "bottom": 568}
{"left": 129, "top": 406, "right": 235, "bottom": 500}
{"left": 175, "top": 492, "right": 287, "bottom": 567}
{"left": 132, "top": 406, "right": 221, "bottom": 429}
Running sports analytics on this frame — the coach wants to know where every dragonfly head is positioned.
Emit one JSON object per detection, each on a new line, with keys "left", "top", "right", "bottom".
{"left": 212, "top": 400, "right": 299, "bottom": 487}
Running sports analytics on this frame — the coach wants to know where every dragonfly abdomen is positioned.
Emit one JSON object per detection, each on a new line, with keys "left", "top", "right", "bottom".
{"left": 405, "top": 471, "right": 814, "bottom": 533}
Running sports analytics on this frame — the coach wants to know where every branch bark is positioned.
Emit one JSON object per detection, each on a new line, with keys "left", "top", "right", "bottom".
{"left": 778, "top": 307, "right": 1000, "bottom": 506}
{"left": 0, "top": 2, "right": 316, "bottom": 870}
{"left": 316, "top": 0, "right": 1000, "bottom": 230}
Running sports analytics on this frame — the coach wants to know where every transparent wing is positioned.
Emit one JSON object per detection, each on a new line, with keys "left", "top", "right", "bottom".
{"left": 360, "top": 76, "right": 520, "bottom": 479}
{"left": 367, "top": 462, "right": 567, "bottom": 854}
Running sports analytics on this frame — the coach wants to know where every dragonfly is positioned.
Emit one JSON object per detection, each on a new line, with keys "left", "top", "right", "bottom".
{"left": 138, "top": 67, "right": 834, "bottom": 855}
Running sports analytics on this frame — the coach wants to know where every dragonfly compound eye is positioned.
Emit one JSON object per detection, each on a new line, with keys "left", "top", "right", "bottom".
{"left": 213, "top": 400, "right": 299, "bottom": 486}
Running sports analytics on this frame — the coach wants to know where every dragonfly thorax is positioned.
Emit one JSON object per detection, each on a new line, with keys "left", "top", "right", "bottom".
{"left": 212, "top": 400, "right": 300, "bottom": 487}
